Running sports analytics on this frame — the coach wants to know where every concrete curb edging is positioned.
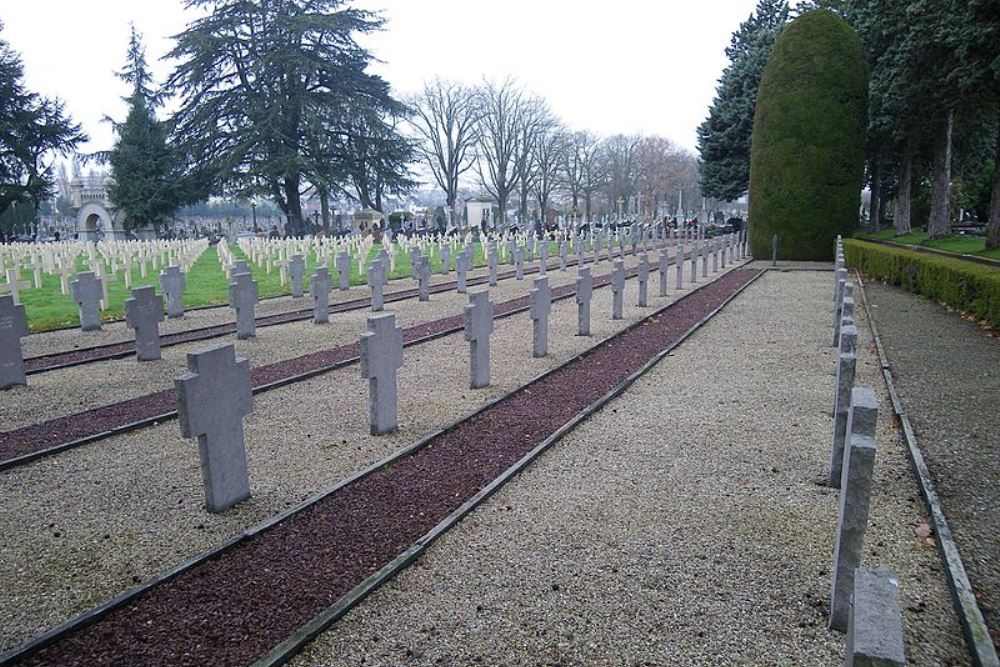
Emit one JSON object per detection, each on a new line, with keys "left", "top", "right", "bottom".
{"left": 855, "top": 272, "right": 999, "bottom": 667}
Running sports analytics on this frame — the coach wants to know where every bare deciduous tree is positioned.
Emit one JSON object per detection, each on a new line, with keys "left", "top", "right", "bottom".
{"left": 560, "top": 130, "right": 607, "bottom": 220}
{"left": 531, "top": 120, "right": 568, "bottom": 231}
{"left": 475, "top": 77, "right": 528, "bottom": 231}
{"left": 604, "top": 133, "right": 641, "bottom": 217}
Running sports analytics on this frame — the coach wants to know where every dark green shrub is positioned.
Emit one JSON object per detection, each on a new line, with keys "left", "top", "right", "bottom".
{"left": 748, "top": 10, "right": 868, "bottom": 261}
{"left": 844, "top": 239, "right": 1000, "bottom": 329}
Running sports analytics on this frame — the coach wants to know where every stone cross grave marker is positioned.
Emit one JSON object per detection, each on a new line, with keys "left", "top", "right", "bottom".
{"left": 360, "top": 312, "right": 404, "bottom": 435}
{"left": 514, "top": 246, "right": 524, "bottom": 280}
{"left": 311, "top": 267, "right": 333, "bottom": 324}
{"left": 0, "top": 295, "right": 29, "bottom": 389}
{"left": 712, "top": 238, "right": 719, "bottom": 273}
{"left": 576, "top": 266, "right": 593, "bottom": 336}
{"left": 124, "top": 286, "right": 165, "bottom": 361}
{"left": 830, "top": 387, "right": 878, "bottom": 632}
{"left": 675, "top": 245, "right": 684, "bottom": 290}
{"left": 611, "top": 260, "right": 625, "bottom": 320}
{"left": 702, "top": 240, "right": 709, "bottom": 277}
{"left": 335, "top": 251, "right": 351, "bottom": 291}
{"left": 637, "top": 253, "right": 650, "bottom": 307}
{"left": 539, "top": 241, "right": 548, "bottom": 276}
{"left": 530, "top": 276, "right": 552, "bottom": 358}
{"left": 229, "top": 271, "right": 259, "bottom": 340}
{"left": 0, "top": 269, "right": 30, "bottom": 305}
{"left": 440, "top": 244, "right": 451, "bottom": 276}
{"left": 417, "top": 256, "right": 431, "bottom": 302}
{"left": 464, "top": 290, "right": 494, "bottom": 388}
{"left": 488, "top": 248, "right": 498, "bottom": 286}
{"left": 71, "top": 271, "right": 104, "bottom": 332}
{"left": 175, "top": 343, "right": 254, "bottom": 512}
{"left": 658, "top": 251, "right": 669, "bottom": 297}
{"left": 160, "top": 266, "right": 186, "bottom": 318}
{"left": 409, "top": 247, "right": 422, "bottom": 280}
{"left": 367, "top": 259, "right": 386, "bottom": 311}
{"left": 690, "top": 242, "right": 699, "bottom": 283}
{"left": 559, "top": 241, "right": 568, "bottom": 271}
{"left": 228, "top": 260, "right": 250, "bottom": 280}
{"left": 721, "top": 236, "right": 728, "bottom": 269}
{"left": 289, "top": 254, "right": 306, "bottom": 298}
{"left": 456, "top": 251, "right": 469, "bottom": 293}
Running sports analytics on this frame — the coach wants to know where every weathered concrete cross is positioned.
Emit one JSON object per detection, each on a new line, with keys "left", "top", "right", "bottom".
{"left": 335, "top": 251, "right": 351, "bottom": 291}
{"left": 514, "top": 245, "right": 524, "bottom": 280}
{"left": 611, "top": 260, "right": 625, "bottom": 320}
{"left": 0, "top": 295, "right": 29, "bottom": 389}
{"left": 530, "top": 276, "right": 552, "bottom": 357}
{"left": 658, "top": 251, "right": 669, "bottom": 297}
{"left": 311, "top": 267, "right": 333, "bottom": 324}
{"left": 360, "top": 312, "right": 404, "bottom": 435}
{"left": 289, "top": 254, "right": 306, "bottom": 298}
{"left": 637, "top": 253, "right": 650, "bottom": 307}
{"left": 487, "top": 247, "right": 498, "bottom": 286}
{"left": 367, "top": 258, "right": 386, "bottom": 311}
{"left": 71, "top": 271, "right": 105, "bottom": 332}
{"left": 0, "top": 268, "right": 30, "bottom": 305}
{"left": 229, "top": 271, "right": 259, "bottom": 339}
{"left": 417, "top": 256, "right": 431, "bottom": 302}
{"left": 456, "top": 250, "right": 469, "bottom": 293}
{"left": 440, "top": 244, "right": 451, "bottom": 276}
{"left": 124, "top": 286, "right": 165, "bottom": 361}
{"left": 576, "top": 266, "right": 593, "bottom": 336}
{"left": 160, "top": 265, "right": 186, "bottom": 318}
{"left": 464, "top": 290, "right": 494, "bottom": 388}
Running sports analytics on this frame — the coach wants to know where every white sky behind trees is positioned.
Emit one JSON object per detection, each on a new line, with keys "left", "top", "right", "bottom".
{"left": 3, "top": 0, "right": 766, "bottom": 158}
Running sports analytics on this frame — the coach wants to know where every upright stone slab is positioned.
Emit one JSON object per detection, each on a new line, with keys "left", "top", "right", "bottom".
{"left": 690, "top": 242, "right": 699, "bottom": 282}
{"left": 539, "top": 242, "right": 548, "bottom": 276}
{"left": 368, "top": 259, "right": 386, "bottom": 312}
{"left": 675, "top": 245, "right": 684, "bottom": 290}
{"left": 637, "top": 253, "right": 650, "bottom": 307}
{"left": 0, "top": 295, "right": 29, "bottom": 389}
{"left": 487, "top": 249, "right": 498, "bottom": 286}
{"left": 464, "top": 290, "right": 494, "bottom": 388}
{"left": 559, "top": 241, "right": 568, "bottom": 271}
{"left": 228, "top": 260, "right": 250, "bottom": 280}
{"left": 839, "top": 324, "right": 859, "bottom": 358}
{"left": 514, "top": 246, "right": 524, "bottom": 280}
{"left": 833, "top": 268, "right": 848, "bottom": 330}
{"left": 611, "top": 260, "right": 625, "bottom": 320}
{"left": 289, "top": 254, "right": 306, "bottom": 298}
{"left": 836, "top": 285, "right": 855, "bottom": 346}
{"left": 335, "top": 251, "right": 351, "bottom": 291}
{"left": 846, "top": 568, "right": 906, "bottom": 667}
{"left": 456, "top": 251, "right": 469, "bottom": 293}
{"left": 175, "top": 343, "right": 253, "bottom": 512}
{"left": 702, "top": 241, "right": 709, "bottom": 277}
{"left": 829, "top": 351, "right": 858, "bottom": 486}
{"left": 124, "top": 286, "right": 165, "bottom": 361}
{"left": 311, "top": 267, "right": 333, "bottom": 324}
{"left": 417, "top": 256, "right": 431, "bottom": 302}
{"left": 440, "top": 245, "right": 451, "bottom": 276}
{"left": 530, "top": 276, "right": 552, "bottom": 358}
{"left": 712, "top": 238, "right": 719, "bottom": 273}
{"left": 658, "top": 251, "right": 669, "bottom": 297}
{"left": 830, "top": 387, "right": 879, "bottom": 632}
{"left": 360, "top": 312, "right": 404, "bottom": 435}
{"left": 229, "top": 272, "right": 259, "bottom": 340}
{"left": 71, "top": 272, "right": 104, "bottom": 332}
{"left": 576, "top": 266, "right": 593, "bottom": 336}
{"left": 158, "top": 266, "right": 186, "bottom": 319}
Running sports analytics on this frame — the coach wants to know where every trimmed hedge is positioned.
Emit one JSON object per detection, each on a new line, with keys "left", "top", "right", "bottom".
{"left": 748, "top": 10, "right": 868, "bottom": 261}
{"left": 844, "top": 239, "right": 1000, "bottom": 329}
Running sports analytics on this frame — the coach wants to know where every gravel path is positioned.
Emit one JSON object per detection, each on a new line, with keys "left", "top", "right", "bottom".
{"left": 288, "top": 270, "right": 970, "bottom": 667}
{"left": 865, "top": 281, "right": 1000, "bottom": 652}
{"left": 0, "top": 256, "right": 742, "bottom": 654}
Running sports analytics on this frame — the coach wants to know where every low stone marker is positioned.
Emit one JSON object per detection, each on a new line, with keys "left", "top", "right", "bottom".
{"left": 368, "top": 259, "right": 386, "bottom": 312}
{"left": 228, "top": 260, "right": 250, "bottom": 280}
{"left": 487, "top": 249, "right": 498, "bottom": 286}
{"left": 0, "top": 295, "right": 29, "bottom": 389}
{"left": 829, "top": 350, "right": 858, "bottom": 486}
{"left": 456, "top": 251, "right": 469, "bottom": 294}
{"left": 559, "top": 241, "right": 568, "bottom": 271}
{"left": 175, "top": 343, "right": 253, "bottom": 512}
{"left": 335, "top": 251, "right": 351, "bottom": 291}
{"left": 712, "top": 239, "right": 719, "bottom": 273}
{"left": 514, "top": 246, "right": 524, "bottom": 280}
{"left": 690, "top": 242, "right": 698, "bottom": 283}
{"left": 71, "top": 271, "right": 104, "bottom": 332}
{"left": 124, "top": 286, "right": 165, "bottom": 361}
{"left": 229, "top": 271, "right": 259, "bottom": 340}
{"left": 675, "top": 246, "right": 684, "bottom": 290}
{"left": 530, "top": 276, "right": 552, "bottom": 357}
{"left": 360, "top": 312, "right": 404, "bottom": 435}
{"left": 464, "top": 290, "right": 494, "bottom": 388}
{"left": 830, "top": 387, "right": 879, "bottom": 632}
{"left": 846, "top": 567, "right": 906, "bottom": 667}
{"left": 417, "top": 256, "right": 430, "bottom": 302}
{"left": 576, "top": 266, "right": 593, "bottom": 336}
{"left": 611, "top": 260, "right": 625, "bottom": 320}
{"left": 289, "top": 254, "right": 306, "bottom": 298}
{"left": 835, "top": 285, "right": 855, "bottom": 346}
{"left": 637, "top": 253, "right": 650, "bottom": 307}
{"left": 702, "top": 241, "right": 709, "bottom": 277}
{"left": 658, "top": 252, "right": 669, "bottom": 297}
{"left": 0, "top": 268, "right": 29, "bottom": 305}
{"left": 311, "top": 267, "right": 333, "bottom": 324}
{"left": 160, "top": 266, "right": 186, "bottom": 318}
{"left": 839, "top": 323, "right": 858, "bottom": 358}
{"left": 833, "top": 268, "right": 848, "bottom": 330}
{"left": 539, "top": 242, "right": 548, "bottom": 276}
{"left": 440, "top": 245, "right": 451, "bottom": 276}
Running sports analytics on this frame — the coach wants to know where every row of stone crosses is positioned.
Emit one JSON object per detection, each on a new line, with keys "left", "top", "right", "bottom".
{"left": 826, "top": 237, "right": 907, "bottom": 666}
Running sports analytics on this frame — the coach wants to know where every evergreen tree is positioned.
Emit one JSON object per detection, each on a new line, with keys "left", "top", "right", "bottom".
{"left": 696, "top": 0, "right": 789, "bottom": 202}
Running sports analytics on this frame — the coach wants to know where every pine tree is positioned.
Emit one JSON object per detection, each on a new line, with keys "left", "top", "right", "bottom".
{"left": 696, "top": 0, "right": 789, "bottom": 202}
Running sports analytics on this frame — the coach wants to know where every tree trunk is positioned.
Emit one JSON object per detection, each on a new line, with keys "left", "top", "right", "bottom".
{"left": 870, "top": 158, "right": 881, "bottom": 233}
{"left": 319, "top": 190, "right": 331, "bottom": 235}
{"left": 283, "top": 174, "right": 303, "bottom": 237}
{"left": 895, "top": 149, "right": 912, "bottom": 236}
{"left": 927, "top": 108, "right": 954, "bottom": 239}
{"left": 987, "top": 123, "right": 1000, "bottom": 250}
{"left": 584, "top": 194, "right": 592, "bottom": 220}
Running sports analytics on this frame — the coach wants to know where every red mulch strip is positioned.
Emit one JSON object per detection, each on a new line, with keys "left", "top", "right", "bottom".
{"left": 12, "top": 269, "right": 759, "bottom": 667}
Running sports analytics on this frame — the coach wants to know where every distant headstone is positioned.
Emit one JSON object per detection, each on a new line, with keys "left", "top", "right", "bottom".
{"left": 846, "top": 568, "right": 906, "bottom": 667}
{"left": 530, "top": 276, "right": 552, "bottom": 358}
{"left": 0, "top": 295, "right": 29, "bottom": 389}
{"left": 229, "top": 272, "right": 259, "bottom": 340}
{"left": 637, "top": 253, "right": 650, "bottom": 307}
{"left": 675, "top": 245, "right": 684, "bottom": 290}
{"left": 456, "top": 251, "right": 469, "bottom": 293}
{"left": 487, "top": 248, "right": 498, "bottom": 286}
{"left": 335, "top": 251, "right": 351, "bottom": 291}
{"left": 175, "top": 343, "right": 253, "bottom": 513}
{"left": 829, "top": 351, "right": 858, "bottom": 486}
{"left": 289, "top": 254, "right": 306, "bottom": 298}
{"left": 1, "top": 268, "right": 30, "bottom": 305}
{"left": 690, "top": 242, "right": 699, "bottom": 283}
{"left": 368, "top": 259, "right": 386, "bottom": 311}
{"left": 835, "top": 285, "right": 855, "bottom": 346}
{"left": 712, "top": 238, "right": 719, "bottom": 273}
{"left": 124, "top": 286, "right": 165, "bottom": 361}
{"left": 311, "top": 267, "right": 333, "bottom": 324}
{"left": 658, "top": 251, "right": 669, "bottom": 297}
{"left": 702, "top": 240, "right": 709, "bottom": 277}
{"left": 160, "top": 266, "right": 186, "bottom": 318}
{"left": 539, "top": 241, "right": 548, "bottom": 276}
{"left": 576, "top": 266, "right": 592, "bottom": 336}
{"left": 440, "top": 245, "right": 451, "bottom": 276}
{"left": 611, "top": 260, "right": 625, "bottom": 320}
{"left": 464, "top": 290, "right": 494, "bottom": 388}
{"left": 514, "top": 246, "right": 524, "bottom": 280}
{"left": 417, "top": 256, "right": 431, "bottom": 302}
{"left": 228, "top": 260, "right": 250, "bottom": 280}
{"left": 71, "top": 272, "right": 104, "bottom": 332}
{"left": 559, "top": 241, "right": 568, "bottom": 271}
{"left": 360, "top": 312, "right": 404, "bottom": 435}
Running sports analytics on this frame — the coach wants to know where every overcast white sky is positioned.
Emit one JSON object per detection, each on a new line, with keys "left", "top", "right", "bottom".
{"left": 2, "top": 0, "right": 767, "bottom": 156}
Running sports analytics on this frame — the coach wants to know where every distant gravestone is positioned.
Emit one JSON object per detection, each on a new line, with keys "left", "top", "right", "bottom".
{"left": 658, "top": 251, "right": 669, "bottom": 297}
{"left": 360, "top": 312, "right": 404, "bottom": 435}
{"left": 675, "top": 245, "right": 684, "bottom": 290}
{"left": 417, "top": 256, "right": 431, "bottom": 302}
{"left": 702, "top": 240, "right": 709, "bottom": 277}
{"left": 514, "top": 246, "right": 524, "bottom": 280}
{"left": 829, "top": 351, "right": 857, "bottom": 486}
{"left": 690, "top": 242, "right": 699, "bottom": 283}
{"left": 487, "top": 248, "right": 498, "bottom": 286}
{"left": 289, "top": 254, "right": 306, "bottom": 298}
{"left": 0, "top": 295, "right": 29, "bottom": 389}
{"left": 228, "top": 260, "right": 250, "bottom": 280}
{"left": 712, "top": 238, "right": 719, "bottom": 273}
{"left": 335, "top": 251, "right": 351, "bottom": 291}
{"left": 124, "top": 286, "right": 165, "bottom": 361}
{"left": 368, "top": 259, "right": 386, "bottom": 312}
{"left": 311, "top": 267, "right": 333, "bottom": 324}
{"left": 559, "top": 241, "right": 568, "bottom": 271}
{"left": 71, "top": 271, "right": 104, "bottom": 332}
{"left": 409, "top": 247, "right": 422, "bottom": 279}
{"left": 464, "top": 290, "right": 494, "bottom": 389}
{"left": 160, "top": 266, "right": 186, "bottom": 318}
{"left": 539, "top": 241, "right": 549, "bottom": 276}
{"left": 229, "top": 271, "right": 259, "bottom": 340}
{"left": 576, "top": 266, "right": 593, "bottom": 336}
{"left": 175, "top": 343, "right": 253, "bottom": 513}
{"left": 530, "top": 276, "right": 552, "bottom": 358}
{"left": 611, "top": 260, "right": 625, "bottom": 320}
{"left": 637, "top": 253, "right": 650, "bottom": 307}
{"left": 456, "top": 251, "right": 469, "bottom": 293}
{"left": 1, "top": 268, "right": 30, "bottom": 305}
{"left": 835, "top": 284, "right": 855, "bottom": 346}
{"left": 440, "top": 245, "right": 451, "bottom": 276}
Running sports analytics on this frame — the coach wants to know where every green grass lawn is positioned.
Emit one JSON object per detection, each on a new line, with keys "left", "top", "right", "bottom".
{"left": 859, "top": 228, "right": 1000, "bottom": 261}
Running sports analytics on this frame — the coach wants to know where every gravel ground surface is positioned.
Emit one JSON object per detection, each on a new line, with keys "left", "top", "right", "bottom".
{"left": 19, "top": 244, "right": 678, "bottom": 359}
{"left": 0, "top": 255, "right": 741, "bottom": 654}
{"left": 746, "top": 259, "right": 834, "bottom": 271}
{"left": 289, "top": 270, "right": 970, "bottom": 667}
{"left": 865, "top": 281, "right": 1000, "bottom": 652}
{"left": 1, "top": 253, "right": 654, "bottom": 433}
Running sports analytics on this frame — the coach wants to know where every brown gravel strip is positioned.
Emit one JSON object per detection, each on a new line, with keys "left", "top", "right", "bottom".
{"left": 0, "top": 265, "right": 631, "bottom": 467}
{"left": 9, "top": 269, "right": 759, "bottom": 667}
